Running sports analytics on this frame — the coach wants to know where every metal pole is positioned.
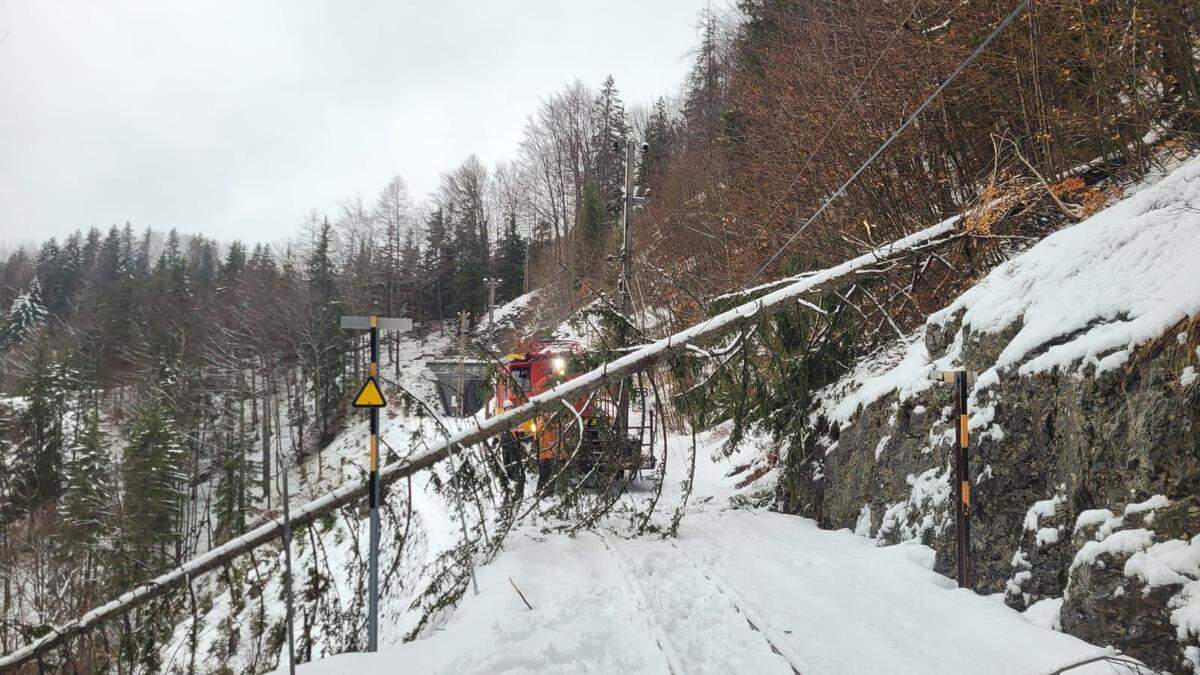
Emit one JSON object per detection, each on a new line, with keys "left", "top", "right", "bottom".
{"left": 617, "top": 139, "right": 636, "bottom": 438}
{"left": 953, "top": 370, "right": 971, "bottom": 589}
{"left": 276, "top": 441, "right": 296, "bottom": 675}
{"left": 457, "top": 310, "right": 469, "bottom": 416}
{"left": 367, "top": 315, "right": 381, "bottom": 651}
{"left": 485, "top": 278, "right": 499, "bottom": 343}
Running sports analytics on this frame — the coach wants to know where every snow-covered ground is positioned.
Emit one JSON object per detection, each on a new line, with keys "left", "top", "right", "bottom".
{"left": 291, "top": 426, "right": 1130, "bottom": 674}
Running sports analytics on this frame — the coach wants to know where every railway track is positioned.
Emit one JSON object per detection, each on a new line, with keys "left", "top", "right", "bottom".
{"left": 602, "top": 535, "right": 689, "bottom": 674}
{"left": 674, "top": 545, "right": 818, "bottom": 675}
{"left": 602, "top": 533, "right": 817, "bottom": 675}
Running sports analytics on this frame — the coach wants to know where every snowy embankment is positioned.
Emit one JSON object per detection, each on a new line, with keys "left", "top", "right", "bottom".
{"left": 801, "top": 153, "right": 1200, "bottom": 671}
{"left": 294, "top": 427, "right": 1124, "bottom": 674}
{"left": 158, "top": 329, "right": 479, "bottom": 672}
{"left": 819, "top": 152, "right": 1200, "bottom": 427}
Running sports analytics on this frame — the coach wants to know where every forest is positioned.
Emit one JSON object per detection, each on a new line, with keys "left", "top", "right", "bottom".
{"left": 2, "top": 0, "right": 1198, "bottom": 671}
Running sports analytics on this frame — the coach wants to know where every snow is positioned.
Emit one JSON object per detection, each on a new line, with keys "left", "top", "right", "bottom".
{"left": 929, "top": 154, "right": 1200, "bottom": 376}
{"left": 1075, "top": 508, "right": 1117, "bottom": 534}
{"left": 873, "top": 434, "right": 891, "bottom": 460}
{"left": 854, "top": 503, "right": 873, "bottom": 536}
{"left": 290, "top": 420, "right": 1127, "bottom": 675}
{"left": 298, "top": 517, "right": 1119, "bottom": 675}
{"left": 1125, "top": 535, "right": 1200, "bottom": 589}
{"left": 1124, "top": 535, "right": 1200, "bottom": 647}
{"left": 1183, "top": 366, "right": 1198, "bottom": 387}
{"left": 1024, "top": 597, "right": 1064, "bottom": 631}
{"left": 1024, "top": 494, "right": 1064, "bottom": 532}
{"left": 877, "top": 465, "right": 951, "bottom": 543}
{"left": 1125, "top": 494, "right": 1170, "bottom": 517}
{"left": 488, "top": 290, "right": 538, "bottom": 328}
{"left": 1071, "top": 529, "right": 1156, "bottom": 571}
{"left": 816, "top": 331, "right": 933, "bottom": 425}
{"left": 1037, "top": 527, "right": 1061, "bottom": 548}
{"left": 812, "top": 155, "right": 1200, "bottom": 430}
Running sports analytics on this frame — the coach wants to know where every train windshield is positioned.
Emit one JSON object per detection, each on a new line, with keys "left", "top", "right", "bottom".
{"left": 510, "top": 365, "right": 532, "bottom": 392}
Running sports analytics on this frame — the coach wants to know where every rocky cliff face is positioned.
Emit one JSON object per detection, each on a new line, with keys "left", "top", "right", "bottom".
{"left": 779, "top": 156, "right": 1200, "bottom": 672}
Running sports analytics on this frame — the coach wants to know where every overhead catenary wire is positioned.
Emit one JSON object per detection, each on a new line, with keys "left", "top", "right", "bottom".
{"left": 751, "top": 0, "right": 1032, "bottom": 281}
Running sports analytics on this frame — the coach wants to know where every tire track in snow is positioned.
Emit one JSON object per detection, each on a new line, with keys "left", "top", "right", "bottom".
{"left": 675, "top": 544, "right": 820, "bottom": 675}
{"left": 601, "top": 535, "right": 688, "bottom": 674}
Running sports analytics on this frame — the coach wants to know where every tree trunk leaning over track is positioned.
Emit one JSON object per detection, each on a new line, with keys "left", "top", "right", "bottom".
{"left": 0, "top": 216, "right": 959, "bottom": 671}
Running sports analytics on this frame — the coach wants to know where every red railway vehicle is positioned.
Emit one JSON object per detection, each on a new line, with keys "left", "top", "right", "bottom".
{"left": 490, "top": 339, "right": 656, "bottom": 491}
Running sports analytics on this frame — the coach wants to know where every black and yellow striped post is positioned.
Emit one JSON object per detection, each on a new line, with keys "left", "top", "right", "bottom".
{"left": 931, "top": 369, "right": 977, "bottom": 589}
{"left": 342, "top": 314, "right": 411, "bottom": 651}
{"left": 953, "top": 370, "right": 971, "bottom": 589}
{"left": 366, "top": 315, "right": 381, "bottom": 651}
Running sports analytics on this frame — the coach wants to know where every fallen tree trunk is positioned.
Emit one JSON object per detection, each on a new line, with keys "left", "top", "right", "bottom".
{"left": 0, "top": 217, "right": 959, "bottom": 671}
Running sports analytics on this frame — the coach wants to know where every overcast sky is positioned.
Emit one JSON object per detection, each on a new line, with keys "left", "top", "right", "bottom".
{"left": 0, "top": 1, "right": 708, "bottom": 246}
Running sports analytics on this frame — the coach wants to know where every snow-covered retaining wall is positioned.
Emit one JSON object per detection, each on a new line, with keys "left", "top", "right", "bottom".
{"left": 780, "top": 156, "right": 1200, "bottom": 672}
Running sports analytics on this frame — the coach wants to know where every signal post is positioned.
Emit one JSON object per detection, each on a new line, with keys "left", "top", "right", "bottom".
{"left": 929, "top": 369, "right": 977, "bottom": 589}
{"left": 341, "top": 314, "right": 412, "bottom": 651}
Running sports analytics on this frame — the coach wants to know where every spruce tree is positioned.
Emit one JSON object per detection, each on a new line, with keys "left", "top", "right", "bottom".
{"left": 0, "top": 278, "right": 48, "bottom": 351}
{"left": 573, "top": 180, "right": 608, "bottom": 283}
{"left": 9, "top": 337, "right": 69, "bottom": 513}
{"left": 496, "top": 213, "right": 527, "bottom": 302}
{"left": 638, "top": 97, "right": 674, "bottom": 189}
{"left": 589, "top": 75, "right": 629, "bottom": 218}
{"left": 305, "top": 219, "right": 346, "bottom": 442}
{"left": 400, "top": 227, "right": 421, "bottom": 313}
{"left": 120, "top": 394, "right": 185, "bottom": 571}
{"left": 62, "top": 408, "right": 114, "bottom": 547}
{"left": 421, "top": 209, "right": 451, "bottom": 320}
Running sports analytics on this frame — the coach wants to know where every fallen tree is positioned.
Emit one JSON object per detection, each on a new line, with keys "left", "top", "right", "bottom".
{"left": 0, "top": 216, "right": 959, "bottom": 671}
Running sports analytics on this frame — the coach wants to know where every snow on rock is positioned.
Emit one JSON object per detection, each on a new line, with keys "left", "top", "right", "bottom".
{"left": 1124, "top": 535, "right": 1200, "bottom": 646}
{"left": 1125, "top": 494, "right": 1171, "bottom": 519}
{"left": 1024, "top": 596, "right": 1065, "bottom": 631}
{"left": 815, "top": 330, "right": 932, "bottom": 426}
{"left": 854, "top": 503, "right": 872, "bottom": 536}
{"left": 1071, "top": 529, "right": 1156, "bottom": 572}
{"left": 873, "top": 434, "right": 890, "bottom": 460}
{"left": 814, "top": 154, "right": 1200, "bottom": 430}
{"left": 929, "top": 154, "right": 1200, "bottom": 376}
{"left": 877, "top": 464, "right": 951, "bottom": 543}
{"left": 1024, "top": 494, "right": 1065, "bottom": 532}
{"left": 1037, "top": 527, "right": 1062, "bottom": 549}
{"left": 1075, "top": 508, "right": 1118, "bottom": 535}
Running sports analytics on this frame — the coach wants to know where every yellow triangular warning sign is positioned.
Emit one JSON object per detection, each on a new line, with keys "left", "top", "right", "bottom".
{"left": 352, "top": 377, "right": 386, "bottom": 408}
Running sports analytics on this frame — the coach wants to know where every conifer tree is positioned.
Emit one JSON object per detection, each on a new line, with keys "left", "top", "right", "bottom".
{"left": 8, "top": 337, "right": 69, "bottom": 514}
{"left": 421, "top": 208, "right": 452, "bottom": 320}
{"left": 400, "top": 227, "right": 421, "bottom": 312}
{"left": 305, "top": 219, "right": 346, "bottom": 442}
{"left": 574, "top": 180, "right": 608, "bottom": 282}
{"left": 62, "top": 408, "right": 114, "bottom": 547}
{"left": 590, "top": 75, "right": 629, "bottom": 218}
{"left": 0, "top": 277, "right": 48, "bottom": 351}
{"left": 120, "top": 393, "right": 185, "bottom": 571}
{"left": 638, "top": 97, "right": 674, "bottom": 189}
{"left": 496, "top": 213, "right": 527, "bottom": 302}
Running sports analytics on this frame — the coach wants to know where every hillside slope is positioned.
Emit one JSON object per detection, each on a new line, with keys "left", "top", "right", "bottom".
{"left": 788, "top": 154, "right": 1200, "bottom": 671}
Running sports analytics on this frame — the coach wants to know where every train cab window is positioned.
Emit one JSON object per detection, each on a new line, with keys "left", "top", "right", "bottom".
{"left": 511, "top": 365, "right": 532, "bottom": 393}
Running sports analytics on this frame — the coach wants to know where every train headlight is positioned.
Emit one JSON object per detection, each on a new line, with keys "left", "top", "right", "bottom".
{"left": 552, "top": 357, "right": 566, "bottom": 375}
